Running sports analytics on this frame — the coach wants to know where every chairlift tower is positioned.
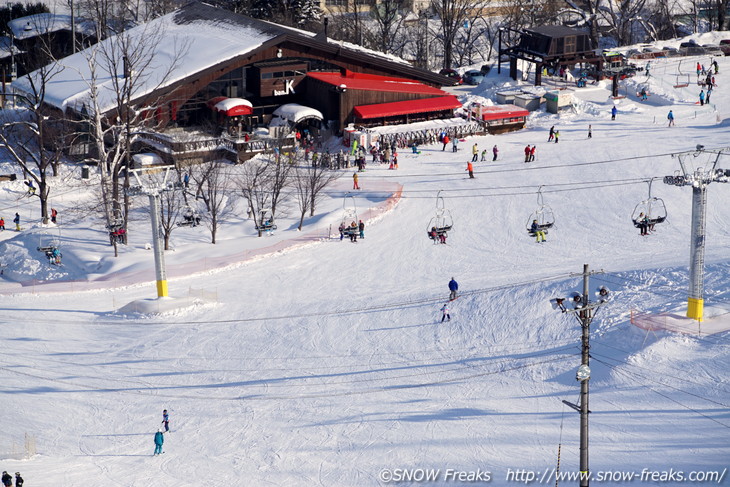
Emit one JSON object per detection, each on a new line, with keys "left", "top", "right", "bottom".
{"left": 663, "top": 146, "right": 730, "bottom": 321}
{"left": 126, "top": 165, "right": 181, "bottom": 298}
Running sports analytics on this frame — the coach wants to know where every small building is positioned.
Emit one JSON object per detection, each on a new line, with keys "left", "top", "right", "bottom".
{"left": 13, "top": 1, "right": 456, "bottom": 165}
{"left": 468, "top": 104, "right": 529, "bottom": 134}
{"left": 499, "top": 26, "right": 602, "bottom": 86}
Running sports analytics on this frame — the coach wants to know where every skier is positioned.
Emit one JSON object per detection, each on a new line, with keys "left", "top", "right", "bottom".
{"left": 358, "top": 220, "right": 365, "bottom": 239}
{"left": 481, "top": 149, "right": 487, "bottom": 161}
{"left": 611, "top": 105, "right": 617, "bottom": 120}
{"left": 51, "top": 207, "right": 58, "bottom": 223}
{"left": 699, "top": 89, "right": 705, "bottom": 106}
{"left": 448, "top": 277, "right": 458, "bottom": 301}
{"left": 696, "top": 62, "right": 702, "bottom": 76}
{"left": 524, "top": 144, "right": 531, "bottom": 163}
{"left": 588, "top": 124, "right": 592, "bottom": 139}
{"left": 471, "top": 143, "right": 479, "bottom": 162}
{"left": 13, "top": 213, "right": 20, "bottom": 231}
{"left": 442, "top": 134, "right": 450, "bottom": 151}
{"left": 639, "top": 87, "right": 648, "bottom": 101}
{"left": 162, "top": 409, "right": 170, "bottom": 432}
{"left": 713, "top": 60, "right": 719, "bottom": 74}
{"left": 349, "top": 221, "right": 358, "bottom": 242}
{"left": 451, "top": 137, "right": 458, "bottom": 152}
{"left": 530, "top": 145, "right": 536, "bottom": 162}
{"left": 0, "top": 216, "right": 4, "bottom": 230}
{"left": 411, "top": 142, "right": 419, "bottom": 153}
{"left": 492, "top": 145, "right": 499, "bottom": 161}
{"left": 466, "top": 161, "right": 474, "bottom": 179}
{"left": 554, "top": 130, "right": 560, "bottom": 143}
{"left": 531, "top": 219, "right": 546, "bottom": 243}
{"left": 51, "top": 247, "right": 61, "bottom": 265}
{"left": 338, "top": 222, "right": 345, "bottom": 240}
{"left": 548, "top": 126, "right": 555, "bottom": 142}
{"left": 440, "top": 303, "right": 451, "bottom": 322}
{"left": 353, "top": 172, "right": 360, "bottom": 190}
{"left": 667, "top": 110, "right": 675, "bottom": 127}
{"left": 154, "top": 429, "right": 164, "bottom": 455}
{"left": 1, "top": 472, "right": 10, "bottom": 487}
{"left": 637, "top": 212, "right": 649, "bottom": 236}
{"left": 14, "top": 472, "right": 22, "bottom": 487}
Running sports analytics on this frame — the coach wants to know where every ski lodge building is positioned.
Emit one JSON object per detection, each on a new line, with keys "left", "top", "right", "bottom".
{"left": 12, "top": 1, "right": 463, "bottom": 165}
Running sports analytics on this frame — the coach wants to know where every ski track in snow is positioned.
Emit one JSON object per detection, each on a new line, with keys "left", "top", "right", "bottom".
{"left": 0, "top": 41, "right": 730, "bottom": 486}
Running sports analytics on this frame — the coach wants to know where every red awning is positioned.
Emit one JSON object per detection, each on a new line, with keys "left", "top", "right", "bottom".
{"left": 213, "top": 98, "right": 253, "bottom": 117}
{"left": 475, "top": 105, "right": 530, "bottom": 121}
{"left": 353, "top": 96, "right": 461, "bottom": 120}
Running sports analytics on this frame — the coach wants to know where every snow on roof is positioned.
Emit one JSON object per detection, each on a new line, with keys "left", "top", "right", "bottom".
{"left": 8, "top": 13, "right": 95, "bottom": 39}
{"left": 271, "top": 104, "right": 323, "bottom": 124}
{"left": 11, "top": 2, "right": 416, "bottom": 115}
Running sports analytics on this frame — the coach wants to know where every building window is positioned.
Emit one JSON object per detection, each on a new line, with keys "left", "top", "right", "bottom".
{"left": 564, "top": 36, "right": 576, "bottom": 54}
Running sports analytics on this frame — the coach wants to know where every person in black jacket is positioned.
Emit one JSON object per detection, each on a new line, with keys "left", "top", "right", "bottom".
{"left": 14, "top": 472, "right": 23, "bottom": 487}
{"left": 1, "top": 471, "right": 11, "bottom": 487}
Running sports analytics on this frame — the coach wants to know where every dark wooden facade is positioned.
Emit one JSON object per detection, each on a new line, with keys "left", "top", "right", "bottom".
{"left": 500, "top": 26, "right": 602, "bottom": 86}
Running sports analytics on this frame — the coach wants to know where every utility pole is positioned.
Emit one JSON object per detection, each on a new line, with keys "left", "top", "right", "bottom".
{"left": 126, "top": 166, "right": 181, "bottom": 298}
{"left": 664, "top": 146, "right": 730, "bottom": 321}
{"left": 551, "top": 264, "right": 610, "bottom": 487}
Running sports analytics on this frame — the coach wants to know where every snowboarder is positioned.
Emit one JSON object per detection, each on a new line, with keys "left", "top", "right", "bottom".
{"left": 611, "top": 106, "right": 617, "bottom": 120}
{"left": 448, "top": 277, "right": 458, "bottom": 301}
{"left": 162, "top": 409, "right": 170, "bottom": 432}
{"left": 14, "top": 472, "right": 22, "bottom": 487}
{"left": 154, "top": 429, "right": 164, "bottom": 455}
{"left": 353, "top": 172, "right": 360, "bottom": 190}
{"left": 531, "top": 219, "right": 546, "bottom": 243}
{"left": 548, "top": 126, "right": 555, "bottom": 142}
{"left": 530, "top": 145, "right": 536, "bottom": 162}
{"left": 358, "top": 220, "right": 365, "bottom": 239}
{"left": 471, "top": 143, "right": 479, "bottom": 162}
{"left": 466, "top": 161, "right": 474, "bottom": 179}
{"left": 440, "top": 303, "right": 451, "bottom": 322}
{"left": 13, "top": 213, "right": 20, "bottom": 231}
{"left": 492, "top": 145, "right": 498, "bottom": 161}
{"left": 442, "top": 134, "right": 450, "bottom": 151}
{"left": 667, "top": 110, "right": 675, "bottom": 127}
{"left": 524, "top": 144, "right": 531, "bottom": 162}
{"left": 1, "top": 472, "right": 9, "bottom": 487}
{"left": 699, "top": 89, "right": 705, "bottom": 106}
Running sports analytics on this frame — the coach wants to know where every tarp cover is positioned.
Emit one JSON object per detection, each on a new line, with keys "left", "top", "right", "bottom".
{"left": 271, "top": 104, "right": 323, "bottom": 124}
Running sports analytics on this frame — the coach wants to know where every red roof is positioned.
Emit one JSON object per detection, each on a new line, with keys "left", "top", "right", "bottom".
{"left": 353, "top": 96, "right": 462, "bottom": 119}
{"left": 307, "top": 71, "right": 446, "bottom": 95}
{"left": 474, "top": 105, "right": 529, "bottom": 121}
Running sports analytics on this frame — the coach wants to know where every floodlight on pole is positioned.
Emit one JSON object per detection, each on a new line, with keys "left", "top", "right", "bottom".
{"left": 551, "top": 264, "right": 608, "bottom": 487}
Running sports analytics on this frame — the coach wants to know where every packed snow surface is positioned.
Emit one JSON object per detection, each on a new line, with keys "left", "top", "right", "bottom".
{"left": 1, "top": 39, "right": 730, "bottom": 486}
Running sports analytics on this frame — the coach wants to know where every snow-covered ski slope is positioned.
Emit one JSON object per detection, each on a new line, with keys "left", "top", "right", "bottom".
{"left": 0, "top": 39, "right": 729, "bottom": 486}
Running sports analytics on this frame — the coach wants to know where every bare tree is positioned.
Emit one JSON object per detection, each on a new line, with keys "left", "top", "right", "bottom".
{"left": 237, "top": 158, "right": 272, "bottom": 238}
{"left": 71, "top": 19, "right": 187, "bottom": 254}
{"left": 291, "top": 152, "right": 339, "bottom": 230}
{"left": 367, "top": 0, "right": 410, "bottom": 55}
{"left": 1, "top": 14, "right": 66, "bottom": 224}
{"left": 431, "top": 0, "right": 471, "bottom": 69}
{"left": 158, "top": 179, "right": 186, "bottom": 250}
{"left": 190, "top": 160, "right": 235, "bottom": 244}
{"left": 600, "top": 0, "right": 650, "bottom": 46}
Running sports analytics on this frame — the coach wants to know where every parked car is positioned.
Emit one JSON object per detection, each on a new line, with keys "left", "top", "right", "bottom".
{"left": 679, "top": 45, "right": 706, "bottom": 56}
{"left": 462, "top": 69, "right": 485, "bottom": 85}
{"left": 679, "top": 40, "right": 698, "bottom": 48}
{"left": 662, "top": 46, "right": 680, "bottom": 57}
{"left": 720, "top": 39, "right": 730, "bottom": 55}
{"left": 438, "top": 68, "right": 462, "bottom": 84}
{"left": 702, "top": 44, "right": 724, "bottom": 56}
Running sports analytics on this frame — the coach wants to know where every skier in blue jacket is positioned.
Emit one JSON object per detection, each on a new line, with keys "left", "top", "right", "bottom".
{"left": 154, "top": 429, "right": 164, "bottom": 455}
{"left": 448, "top": 278, "right": 458, "bottom": 301}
